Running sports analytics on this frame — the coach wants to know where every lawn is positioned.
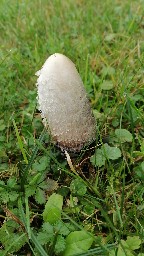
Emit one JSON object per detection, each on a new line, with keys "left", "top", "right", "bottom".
{"left": 0, "top": 0, "right": 144, "bottom": 255}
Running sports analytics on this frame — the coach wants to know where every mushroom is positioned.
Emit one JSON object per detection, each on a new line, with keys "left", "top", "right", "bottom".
{"left": 36, "top": 53, "right": 96, "bottom": 152}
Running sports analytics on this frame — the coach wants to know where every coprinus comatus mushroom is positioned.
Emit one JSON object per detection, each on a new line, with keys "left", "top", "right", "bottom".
{"left": 36, "top": 53, "right": 96, "bottom": 152}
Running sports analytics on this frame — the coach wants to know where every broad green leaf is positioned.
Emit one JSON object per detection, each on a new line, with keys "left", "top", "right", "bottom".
{"left": 54, "top": 235, "right": 66, "bottom": 254}
{"left": 124, "top": 236, "right": 141, "bottom": 250}
{"left": 90, "top": 148, "right": 106, "bottom": 167}
{"left": 0, "top": 223, "right": 27, "bottom": 254}
{"left": 101, "top": 66, "right": 115, "bottom": 76}
{"left": 46, "top": 178, "right": 58, "bottom": 192}
{"left": 42, "top": 222, "right": 54, "bottom": 233}
{"left": 109, "top": 236, "right": 142, "bottom": 256}
{"left": 63, "top": 231, "right": 94, "bottom": 256}
{"left": 93, "top": 109, "right": 104, "bottom": 119}
{"left": 25, "top": 185, "right": 36, "bottom": 197}
{"left": 0, "top": 124, "right": 5, "bottom": 131}
{"left": 37, "top": 231, "right": 52, "bottom": 245}
{"left": 33, "top": 156, "right": 49, "bottom": 172}
{"left": 70, "top": 179, "right": 87, "bottom": 196}
{"left": 90, "top": 144, "right": 121, "bottom": 167}
{"left": 43, "top": 193, "right": 63, "bottom": 224}
{"left": 0, "top": 120, "right": 6, "bottom": 131}
{"left": 84, "top": 204, "right": 95, "bottom": 215}
{"left": 9, "top": 192, "right": 19, "bottom": 202}
{"left": 112, "top": 118, "right": 119, "bottom": 127}
{"left": 7, "top": 177, "right": 17, "bottom": 188}
{"left": 115, "top": 129, "right": 133, "bottom": 142}
{"left": 109, "top": 247, "right": 133, "bottom": 256}
{"left": 37, "top": 223, "right": 54, "bottom": 245}
{"left": 0, "top": 191, "right": 9, "bottom": 203}
{"left": 101, "top": 80, "right": 114, "bottom": 90}
{"left": 54, "top": 221, "right": 70, "bottom": 236}
{"left": 37, "top": 223, "right": 54, "bottom": 246}
{"left": 35, "top": 188, "right": 46, "bottom": 204}
{"left": 102, "top": 143, "right": 121, "bottom": 160}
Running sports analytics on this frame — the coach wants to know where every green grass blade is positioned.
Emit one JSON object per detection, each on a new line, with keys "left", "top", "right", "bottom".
{"left": 74, "top": 243, "right": 117, "bottom": 256}
{"left": 25, "top": 196, "right": 31, "bottom": 239}
{"left": 111, "top": 186, "right": 123, "bottom": 228}
{"left": 13, "top": 119, "right": 28, "bottom": 164}
{"left": 31, "top": 232, "right": 49, "bottom": 256}
{"left": 18, "top": 197, "right": 48, "bottom": 256}
{"left": 24, "top": 128, "right": 47, "bottom": 174}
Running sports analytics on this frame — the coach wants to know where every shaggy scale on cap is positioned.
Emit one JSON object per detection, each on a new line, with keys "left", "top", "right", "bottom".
{"left": 36, "top": 53, "right": 96, "bottom": 152}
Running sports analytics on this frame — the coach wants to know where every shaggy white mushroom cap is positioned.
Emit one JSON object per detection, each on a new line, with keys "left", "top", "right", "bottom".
{"left": 36, "top": 53, "right": 96, "bottom": 151}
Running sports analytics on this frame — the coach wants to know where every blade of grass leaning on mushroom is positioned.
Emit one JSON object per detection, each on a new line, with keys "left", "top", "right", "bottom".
{"left": 36, "top": 53, "right": 96, "bottom": 152}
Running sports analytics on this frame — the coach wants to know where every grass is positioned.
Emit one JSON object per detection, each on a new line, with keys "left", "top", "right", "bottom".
{"left": 0, "top": 0, "right": 144, "bottom": 255}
